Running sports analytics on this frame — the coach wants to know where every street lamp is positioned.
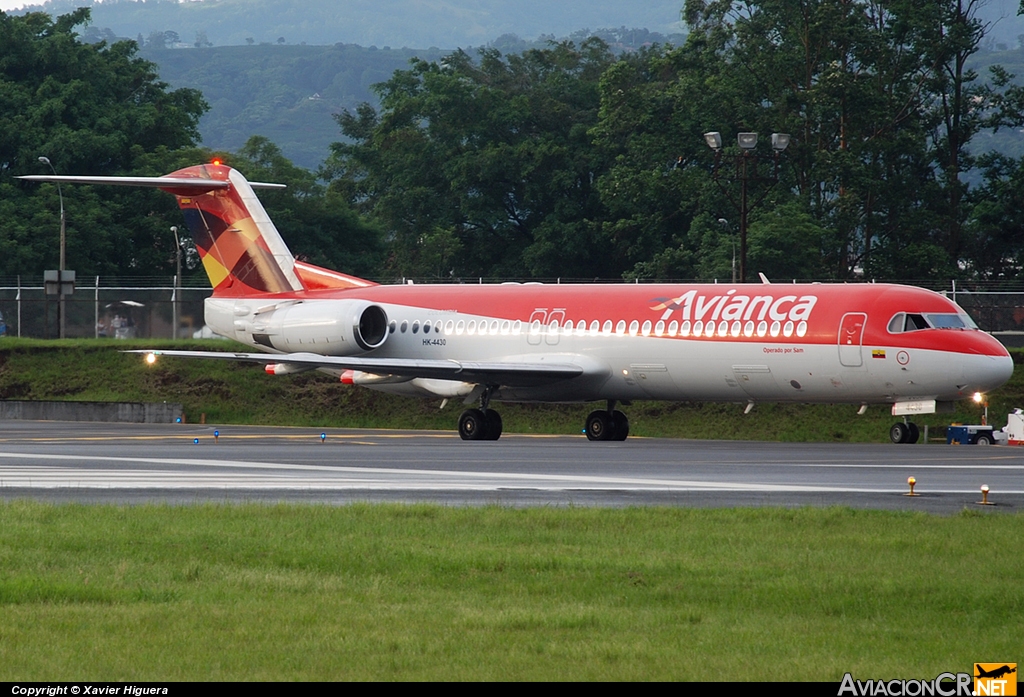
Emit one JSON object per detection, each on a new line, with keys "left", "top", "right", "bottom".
{"left": 716, "top": 218, "right": 736, "bottom": 283}
{"left": 38, "top": 156, "right": 69, "bottom": 338}
{"left": 170, "top": 226, "right": 182, "bottom": 339}
{"left": 702, "top": 131, "right": 790, "bottom": 282}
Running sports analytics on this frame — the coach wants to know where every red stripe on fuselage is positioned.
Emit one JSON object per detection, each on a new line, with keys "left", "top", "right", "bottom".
{"left": 225, "top": 282, "right": 1009, "bottom": 358}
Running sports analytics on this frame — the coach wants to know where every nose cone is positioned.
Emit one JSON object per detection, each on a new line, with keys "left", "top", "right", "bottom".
{"left": 967, "top": 354, "right": 1014, "bottom": 393}
{"left": 964, "top": 335, "right": 1014, "bottom": 393}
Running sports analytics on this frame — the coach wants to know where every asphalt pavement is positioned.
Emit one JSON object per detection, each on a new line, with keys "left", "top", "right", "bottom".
{"left": 0, "top": 421, "right": 1020, "bottom": 512}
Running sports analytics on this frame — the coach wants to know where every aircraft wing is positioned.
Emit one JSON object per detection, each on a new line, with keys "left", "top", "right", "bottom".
{"left": 126, "top": 350, "right": 585, "bottom": 387}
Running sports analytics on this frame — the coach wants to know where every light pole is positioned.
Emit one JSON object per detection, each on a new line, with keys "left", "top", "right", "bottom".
{"left": 702, "top": 132, "right": 790, "bottom": 282}
{"left": 170, "top": 226, "right": 182, "bottom": 339}
{"left": 38, "top": 156, "right": 67, "bottom": 338}
{"left": 716, "top": 218, "right": 735, "bottom": 283}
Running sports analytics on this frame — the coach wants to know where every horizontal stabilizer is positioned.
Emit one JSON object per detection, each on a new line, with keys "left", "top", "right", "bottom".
{"left": 18, "top": 175, "right": 286, "bottom": 190}
{"left": 127, "top": 350, "right": 585, "bottom": 387}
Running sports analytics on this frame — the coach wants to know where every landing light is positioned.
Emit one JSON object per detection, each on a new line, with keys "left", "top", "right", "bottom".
{"left": 146, "top": 353, "right": 157, "bottom": 365}
{"left": 973, "top": 392, "right": 984, "bottom": 403}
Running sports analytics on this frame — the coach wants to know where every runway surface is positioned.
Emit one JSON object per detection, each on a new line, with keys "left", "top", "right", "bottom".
{"left": 0, "top": 421, "right": 1022, "bottom": 512}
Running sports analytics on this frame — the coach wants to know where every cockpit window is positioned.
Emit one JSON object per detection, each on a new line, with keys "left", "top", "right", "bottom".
{"left": 924, "top": 313, "right": 967, "bottom": 329}
{"left": 888, "top": 311, "right": 977, "bottom": 333}
{"left": 904, "top": 314, "right": 929, "bottom": 331}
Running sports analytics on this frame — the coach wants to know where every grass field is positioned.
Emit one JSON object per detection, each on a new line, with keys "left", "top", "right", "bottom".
{"left": 1, "top": 340, "right": 1021, "bottom": 680}
{"left": 0, "top": 338, "right": 1021, "bottom": 441}
{"left": 0, "top": 503, "right": 1020, "bottom": 681}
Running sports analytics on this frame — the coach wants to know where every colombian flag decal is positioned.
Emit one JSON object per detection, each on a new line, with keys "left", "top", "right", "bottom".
{"left": 872, "top": 350, "right": 886, "bottom": 359}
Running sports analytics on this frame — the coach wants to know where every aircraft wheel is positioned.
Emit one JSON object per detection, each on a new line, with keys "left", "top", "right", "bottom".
{"left": 484, "top": 410, "right": 503, "bottom": 440}
{"left": 459, "top": 408, "right": 487, "bottom": 441}
{"left": 586, "top": 410, "right": 612, "bottom": 441}
{"left": 907, "top": 422, "right": 920, "bottom": 444}
{"left": 889, "top": 422, "right": 909, "bottom": 444}
{"left": 611, "top": 410, "right": 629, "bottom": 441}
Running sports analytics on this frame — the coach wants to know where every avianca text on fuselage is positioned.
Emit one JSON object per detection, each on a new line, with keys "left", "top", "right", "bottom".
{"left": 652, "top": 288, "right": 818, "bottom": 323}
{"left": 649, "top": 288, "right": 817, "bottom": 340}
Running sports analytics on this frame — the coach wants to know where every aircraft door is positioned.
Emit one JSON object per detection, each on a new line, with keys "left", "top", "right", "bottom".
{"left": 838, "top": 313, "right": 867, "bottom": 367}
{"left": 545, "top": 310, "right": 565, "bottom": 345}
{"left": 527, "top": 309, "right": 546, "bottom": 346}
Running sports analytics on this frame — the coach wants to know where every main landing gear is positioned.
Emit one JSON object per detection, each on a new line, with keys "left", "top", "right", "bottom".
{"left": 890, "top": 420, "right": 920, "bottom": 444}
{"left": 585, "top": 401, "right": 630, "bottom": 442}
{"left": 458, "top": 386, "right": 503, "bottom": 441}
{"left": 458, "top": 408, "right": 503, "bottom": 441}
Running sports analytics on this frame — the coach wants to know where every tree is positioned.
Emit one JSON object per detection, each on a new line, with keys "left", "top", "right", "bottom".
{"left": 232, "top": 136, "right": 383, "bottom": 278}
{"left": 326, "top": 40, "right": 618, "bottom": 279}
{"left": 146, "top": 30, "right": 166, "bottom": 49}
{"left": 604, "top": 0, "right": 1024, "bottom": 281}
{"left": 0, "top": 9, "right": 207, "bottom": 278}
{"left": 962, "top": 153, "right": 1024, "bottom": 280}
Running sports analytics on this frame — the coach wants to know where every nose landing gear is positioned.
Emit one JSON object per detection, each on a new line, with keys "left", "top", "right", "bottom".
{"left": 890, "top": 420, "right": 920, "bottom": 444}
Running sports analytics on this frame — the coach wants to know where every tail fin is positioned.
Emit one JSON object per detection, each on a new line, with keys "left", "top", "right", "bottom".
{"left": 167, "top": 164, "right": 303, "bottom": 297}
{"left": 19, "top": 164, "right": 379, "bottom": 295}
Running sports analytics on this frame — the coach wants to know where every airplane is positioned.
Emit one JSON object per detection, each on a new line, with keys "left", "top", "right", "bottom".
{"left": 975, "top": 665, "right": 1016, "bottom": 680}
{"left": 20, "top": 163, "right": 1014, "bottom": 443}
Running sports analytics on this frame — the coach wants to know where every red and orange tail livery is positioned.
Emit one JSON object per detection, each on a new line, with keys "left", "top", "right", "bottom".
{"left": 164, "top": 164, "right": 303, "bottom": 297}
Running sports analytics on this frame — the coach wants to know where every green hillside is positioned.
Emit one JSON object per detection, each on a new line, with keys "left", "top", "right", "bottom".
{"left": 17, "top": 0, "right": 687, "bottom": 48}
{"left": 142, "top": 43, "right": 446, "bottom": 169}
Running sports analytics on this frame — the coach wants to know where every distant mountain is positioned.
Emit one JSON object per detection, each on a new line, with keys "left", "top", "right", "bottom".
{"left": 144, "top": 43, "right": 449, "bottom": 169}
{"left": 13, "top": 0, "right": 686, "bottom": 48}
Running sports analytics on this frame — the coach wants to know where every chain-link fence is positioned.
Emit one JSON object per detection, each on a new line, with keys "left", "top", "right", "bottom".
{"left": 0, "top": 278, "right": 210, "bottom": 339}
{"left": 3, "top": 277, "right": 1024, "bottom": 343}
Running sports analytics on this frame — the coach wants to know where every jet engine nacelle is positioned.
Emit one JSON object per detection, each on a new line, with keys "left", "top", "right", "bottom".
{"left": 223, "top": 298, "right": 389, "bottom": 355}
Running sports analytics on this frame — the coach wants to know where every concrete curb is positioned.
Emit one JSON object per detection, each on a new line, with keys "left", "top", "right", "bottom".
{"left": 0, "top": 401, "right": 183, "bottom": 423}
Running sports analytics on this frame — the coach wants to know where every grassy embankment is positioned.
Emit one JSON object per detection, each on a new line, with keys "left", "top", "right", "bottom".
{"left": 0, "top": 338, "right": 1020, "bottom": 441}
{"left": 0, "top": 502, "right": 1021, "bottom": 680}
